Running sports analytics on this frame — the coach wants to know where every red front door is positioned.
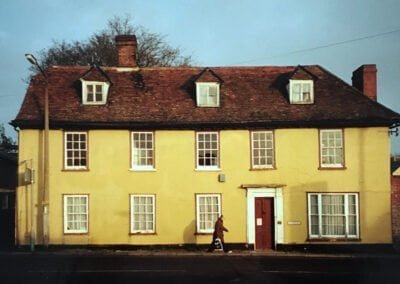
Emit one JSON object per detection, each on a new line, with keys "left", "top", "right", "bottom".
{"left": 255, "top": 197, "right": 274, "bottom": 250}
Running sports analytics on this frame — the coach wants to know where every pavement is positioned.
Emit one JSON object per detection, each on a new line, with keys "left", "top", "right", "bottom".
{"left": 1, "top": 247, "right": 399, "bottom": 258}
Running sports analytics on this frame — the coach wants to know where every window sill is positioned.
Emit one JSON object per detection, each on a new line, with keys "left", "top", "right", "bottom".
{"left": 307, "top": 237, "right": 360, "bottom": 242}
{"left": 250, "top": 167, "right": 276, "bottom": 171}
{"left": 195, "top": 168, "right": 221, "bottom": 172}
{"left": 82, "top": 102, "right": 107, "bottom": 105}
{"left": 62, "top": 168, "right": 89, "bottom": 172}
{"left": 318, "top": 166, "right": 347, "bottom": 170}
{"left": 289, "top": 101, "right": 314, "bottom": 105}
{"left": 64, "top": 232, "right": 89, "bottom": 235}
{"left": 129, "top": 168, "right": 156, "bottom": 172}
{"left": 129, "top": 232, "right": 157, "bottom": 235}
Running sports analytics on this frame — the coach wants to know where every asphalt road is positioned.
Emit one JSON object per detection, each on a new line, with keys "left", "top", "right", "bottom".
{"left": 1, "top": 252, "right": 400, "bottom": 283}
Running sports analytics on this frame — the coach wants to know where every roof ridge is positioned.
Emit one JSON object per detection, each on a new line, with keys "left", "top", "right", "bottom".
{"left": 49, "top": 65, "right": 304, "bottom": 70}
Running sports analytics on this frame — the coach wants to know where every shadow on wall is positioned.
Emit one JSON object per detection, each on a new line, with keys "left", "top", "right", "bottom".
{"left": 183, "top": 219, "right": 196, "bottom": 245}
{"left": 285, "top": 181, "right": 328, "bottom": 243}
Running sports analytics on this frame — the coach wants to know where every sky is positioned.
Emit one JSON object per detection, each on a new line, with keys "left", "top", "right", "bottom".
{"left": 0, "top": 0, "right": 399, "bottom": 153}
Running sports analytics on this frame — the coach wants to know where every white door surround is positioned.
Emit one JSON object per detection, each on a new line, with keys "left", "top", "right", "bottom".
{"left": 245, "top": 187, "right": 284, "bottom": 249}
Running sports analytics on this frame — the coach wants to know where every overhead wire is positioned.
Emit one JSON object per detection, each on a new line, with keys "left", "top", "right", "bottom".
{"left": 230, "top": 27, "right": 400, "bottom": 65}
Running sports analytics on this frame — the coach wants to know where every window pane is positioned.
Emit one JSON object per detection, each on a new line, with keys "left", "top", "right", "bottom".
{"left": 65, "top": 133, "right": 87, "bottom": 169}
{"left": 309, "top": 193, "right": 358, "bottom": 238}
{"left": 131, "top": 195, "right": 155, "bottom": 232}
{"left": 320, "top": 130, "right": 343, "bottom": 167}
{"left": 64, "top": 195, "right": 88, "bottom": 233}
{"left": 252, "top": 131, "right": 274, "bottom": 167}
{"left": 132, "top": 132, "right": 154, "bottom": 168}
{"left": 197, "top": 195, "right": 220, "bottom": 232}
{"left": 95, "top": 93, "right": 103, "bottom": 102}
{"left": 95, "top": 85, "right": 102, "bottom": 93}
{"left": 197, "top": 132, "right": 218, "bottom": 168}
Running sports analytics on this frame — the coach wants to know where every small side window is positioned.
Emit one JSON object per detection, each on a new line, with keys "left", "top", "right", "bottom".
{"left": 81, "top": 80, "right": 109, "bottom": 105}
{"left": 288, "top": 80, "right": 314, "bottom": 104}
{"left": 196, "top": 83, "right": 220, "bottom": 107}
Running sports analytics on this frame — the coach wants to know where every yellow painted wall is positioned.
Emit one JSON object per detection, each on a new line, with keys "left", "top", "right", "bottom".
{"left": 16, "top": 127, "right": 392, "bottom": 246}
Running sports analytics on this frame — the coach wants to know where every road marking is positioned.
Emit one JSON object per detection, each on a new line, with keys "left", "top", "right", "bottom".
{"left": 28, "top": 269, "right": 186, "bottom": 273}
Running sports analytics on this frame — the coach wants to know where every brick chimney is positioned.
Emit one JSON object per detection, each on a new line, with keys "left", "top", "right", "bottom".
{"left": 115, "top": 35, "right": 137, "bottom": 67}
{"left": 351, "top": 64, "right": 377, "bottom": 101}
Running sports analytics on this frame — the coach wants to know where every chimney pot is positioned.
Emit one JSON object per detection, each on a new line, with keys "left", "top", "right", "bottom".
{"left": 115, "top": 35, "right": 137, "bottom": 67}
{"left": 352, "top": 64, "right": 377, "bottom": 101}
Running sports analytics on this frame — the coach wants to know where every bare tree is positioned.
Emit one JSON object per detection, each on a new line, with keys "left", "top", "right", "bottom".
{"left": 32, "top": 15, "right": 192, "bottom": 72}
{"left": 0, "top": 124, "right": 17, "bottom": 153}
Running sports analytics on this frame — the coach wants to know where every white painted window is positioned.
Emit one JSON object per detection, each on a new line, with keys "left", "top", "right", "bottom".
{"left": 251, "top": 131, "right": 274, "bottom": 169}
{"left": 64, "top": 132, "right": 87, "bottom": 170}
{"left": 288, "top": 80, "right": 314, "bottom": 104}
{"left": 81, "top": 80, "right": 110, "bottom": 105}
{"left": 320, "top": 129, "right": 344, "bottom": 168}
{"left": 196, "top": 132, "right": 219, "bottom": 170}
{"left": 196, "top": 194, "right": 221, "bottom": 233}
{"left": 63, "top": 195, "right": 88, "bottom": 234}
{"left": 130, "top": 195, "right": 155, "bottom": 233}
{"left": 196, "top": 82, "right": 220, "bottom": 107}
{"left": 308, "top": 193, "right": 359, "bottom": 239}
{"left": 131, "top": 132, "right": 155, "bottom": 170}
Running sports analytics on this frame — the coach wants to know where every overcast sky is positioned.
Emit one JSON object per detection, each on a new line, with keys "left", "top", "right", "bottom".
{"left": 0, "top": 0, "right": 399, "bottom": 153}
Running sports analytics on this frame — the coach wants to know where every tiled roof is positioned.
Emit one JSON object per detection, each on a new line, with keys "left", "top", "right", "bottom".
{"left": 11, "top": 65, "right": 400, "bottom": 129}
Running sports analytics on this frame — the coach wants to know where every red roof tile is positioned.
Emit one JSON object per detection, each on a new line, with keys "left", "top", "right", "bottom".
{"left": 11, "top": 65, "right": 400, "bottom": 129}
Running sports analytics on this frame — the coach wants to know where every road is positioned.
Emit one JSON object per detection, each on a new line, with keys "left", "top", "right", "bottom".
{"left": 1, "top": 252, "right": 400, "bottom": 283}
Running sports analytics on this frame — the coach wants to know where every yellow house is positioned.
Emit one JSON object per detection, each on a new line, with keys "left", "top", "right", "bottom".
{"left": 11, "top": 35, "right": 400, "bottom": 250}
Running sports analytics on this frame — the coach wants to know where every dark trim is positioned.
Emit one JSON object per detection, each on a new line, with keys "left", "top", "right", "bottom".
{"left": 11, "top": 118, "right": 397, "bottom": 130}
{"left": 276, "top": 244, "right": 395, "bottom": 254}
{"left": 15, "top": 243, "right": 251, "bottom": 252}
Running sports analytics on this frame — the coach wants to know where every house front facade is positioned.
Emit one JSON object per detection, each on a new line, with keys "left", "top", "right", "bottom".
{"left": 12, "top": 35, "right": 400, "bottom": 250}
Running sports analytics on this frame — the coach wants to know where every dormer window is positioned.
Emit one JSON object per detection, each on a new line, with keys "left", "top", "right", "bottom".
{"left": 81, "top": 80, "right": 110, "bottom": 105}
{"left": 196, "top": 82, "right": 220, "bottom": 107}
{"left": 288, "top": 80, "right": 314, "bottom": 104}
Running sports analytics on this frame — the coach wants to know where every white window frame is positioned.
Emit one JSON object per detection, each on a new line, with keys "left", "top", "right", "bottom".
{"left": 131, "top": 131, "right": 155, "bottom": 171}
{"left": 130, "top": 194, "right": 156, "bottom": 234}
{"left": 288, "top": 79, "right": 314, "bottom": 104}
{"left": 251, "top": 131, "right": 275, "bottom": 169}
{"left": 196, "top": 131, "right": 220, "bottom": 170}
{"left": 63, "top": 194, "right": 89, "bottom": 234}
{"left": 196, "top": 82, "right": 220, "bottom": 107}
{"left": 80, "top": 79, "right": 110, "bottom": 105}
{"left": 64, "top": 131, "right": 88, "bottom": 170}
{"left": 196, "top": 194, "right": 221, "bottom": 234}
{"left": 307, "top": 193, "right": 359, "bottom": 239}
{"left": 320, "top": 129, "right": 344, "bottom": 168}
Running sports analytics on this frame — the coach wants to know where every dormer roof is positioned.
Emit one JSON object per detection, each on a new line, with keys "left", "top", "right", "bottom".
{"left": 80, "top": 65, "right": 112, "bottom": 83}
{"left": 194, "top": 67, "right": 223, "bottom": 83}
{"left": 287, "top": 65, "right": 318, "bottom": 81}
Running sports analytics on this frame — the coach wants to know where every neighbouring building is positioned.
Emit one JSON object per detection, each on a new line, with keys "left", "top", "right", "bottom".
{"left": 392, "top": 157, "right": 400, "bottom": 246}
{"left": 11, "top": 35, "right": 400, "bottom": 250}
{"left": 0, "top": 151, "right": 17, "bottom": 247}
